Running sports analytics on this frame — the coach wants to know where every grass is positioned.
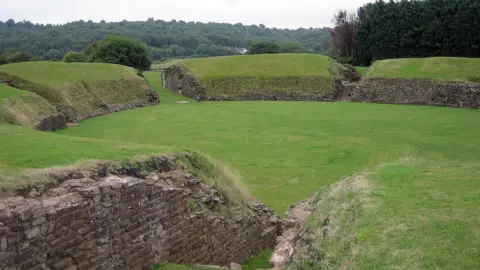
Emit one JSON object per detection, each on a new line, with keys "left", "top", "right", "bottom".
{"left": 178, "top": 54, "right": 345, "bottom": 95}
{"left": 0, "top": 71, "right": 479, "bottom": 268}
{"left": 0, "top": 83, "right": 27, "bottom": 100}
{"left": 0, "top": 61, "right": 134, "bottom": 85}
{"left": 354, "top": 66, "right": 369, "bottom": 77}
{"left": 290, "top": 158, "right": 480, "bottom": 269}
{"left": 182, "top": 54, "right": 339, "bottom": 78}
{"left": 0, "top": 93, "right": 57, "bottom": 128}
{"left": 0, "top": 61, "right": 153, "bottom": 122}
{"left": 365, "top": 57, "right": 480, "bottom": 82}
{"left": 0, "top": 83, "right": 57, "bottom": 128}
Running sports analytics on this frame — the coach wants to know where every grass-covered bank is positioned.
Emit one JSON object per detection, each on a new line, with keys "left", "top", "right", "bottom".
{"left": 290, "top": 158, "right": 480, "bottom": 269}
{"left": 365, "top": 57, "right": 480, "bottom": 82}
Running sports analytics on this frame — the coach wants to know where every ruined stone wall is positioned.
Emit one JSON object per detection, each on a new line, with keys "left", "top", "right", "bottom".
{"left": 351, "top": 78, "right": 480, "bottom": 108}
{"left": 163, "top": 66, "right": 205, "bottom": 99}
{"left": 0, "top": 156, "right": 279, "bottom": 269}
{"left": 34, "top": 113, "right": 68, "bottom": 131}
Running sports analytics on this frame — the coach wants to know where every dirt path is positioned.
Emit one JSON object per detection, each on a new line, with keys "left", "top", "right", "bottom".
{"left": 269, "top": 198, "right": 314, "bottom": 269}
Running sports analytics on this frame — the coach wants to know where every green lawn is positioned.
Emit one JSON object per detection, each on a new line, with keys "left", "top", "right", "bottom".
{"left": 0, "top": 71, "right": 479, "bottom": 268}
{"left": 0, "top": 83, "right": 26, "bottom": 100}
{"left": 182, "top": 54, "right": 339, "bottom": 78}
{"left": 0, "top": 61, "right": 135, "bottom": 85}
{"left": 365, "top": 57, "right": 480, "bottom": 82}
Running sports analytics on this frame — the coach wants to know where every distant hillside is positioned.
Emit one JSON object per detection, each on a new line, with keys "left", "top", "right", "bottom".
{"left": 0, "top": 19, "right": 330, "bottom": 60}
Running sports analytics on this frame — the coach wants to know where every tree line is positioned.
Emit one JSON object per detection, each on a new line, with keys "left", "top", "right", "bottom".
{"left": 0, "top": 18, "right": 330, "bottom": 61}
{"left": 330, "top": 0, "right": 480, "bottom": 65}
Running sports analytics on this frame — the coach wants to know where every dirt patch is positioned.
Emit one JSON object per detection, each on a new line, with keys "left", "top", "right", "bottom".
{"left": 352, "top": 78, "right": 480, "bottom": 108}
{"left": 269, "top": 197, "right": 314, "bottom": 269}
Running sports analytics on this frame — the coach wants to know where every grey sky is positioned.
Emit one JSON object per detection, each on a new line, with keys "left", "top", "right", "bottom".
{"left": 1, "top": 0, "right": 371, "bottom": 29}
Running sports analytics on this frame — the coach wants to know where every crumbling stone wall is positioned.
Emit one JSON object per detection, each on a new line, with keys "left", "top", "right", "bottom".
{"left": 0, "top": 156, "right": 279, "bottom": 269}
{"left": 163, "top": 65, "right": 344, "bottom": 101}
{"left": 352, "top": 78, "right": 480, "bottom": 108}
{"left": 163, "top": 65, "right": 205, "bottom": 99}
{"left": 34, "top": 113, "right": 67, "bottom": 131}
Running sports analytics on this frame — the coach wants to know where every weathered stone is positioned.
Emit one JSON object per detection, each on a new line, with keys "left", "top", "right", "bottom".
{"left": 351, "top": 78, "right": 480, "bottom": 109}
{"left": 0, "top": 158, "right": 280, "bottom": 269}
{"left": 230, "top": 262, "right": 242, "bottom": 270}
{"left": 25, "top": 227, "right": 40, "bottom": 239}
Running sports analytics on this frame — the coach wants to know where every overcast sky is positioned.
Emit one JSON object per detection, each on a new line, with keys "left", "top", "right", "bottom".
{"left": 1, "top": 0, "right": 372, "bottom": 29}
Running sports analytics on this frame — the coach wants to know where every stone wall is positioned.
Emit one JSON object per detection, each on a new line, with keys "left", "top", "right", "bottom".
{"left": 351, "top": 78, "right": 480, "bottom": 108}
{"left": 34, "top": 113, "right": 68, "bottom": 131}
{"left": 163, "top": 66, "right": 205, "bottom": 99}
{"left": 0, "top": 155, "right": 280, "bottom": 269}
{"left": 163, "top": 65, "right": 344, "bottom": 102}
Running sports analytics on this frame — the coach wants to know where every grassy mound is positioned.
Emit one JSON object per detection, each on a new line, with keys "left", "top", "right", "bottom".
{"left": 0, "top": 61, "right": 157, "bottom": 122}
{"left": 0, "top": 83, "right": 58, "bottom": 128}
{"left": 290, "top": 157, "right": 480, "bottom": 269}
{"left": 179, "top": 54, "right": 344, "bottom": 96}
{"left": 365, "top": 57, "right": 480, "bottom": 82}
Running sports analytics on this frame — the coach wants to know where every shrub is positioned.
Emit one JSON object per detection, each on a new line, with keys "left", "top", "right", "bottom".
{"left": 0, "top": 50, "right": 35, "bottom": 64}
{"left": 248, "top": 41, "right": 280, "bottom": 55}
{"left": 63, "top": 51, "right": 87, "bottom": 63}
{"left": 93, "top": 35, "right": 152, "bottom": 70}
{"left": 279, "top": 42, "right": 307, "bottom": 53}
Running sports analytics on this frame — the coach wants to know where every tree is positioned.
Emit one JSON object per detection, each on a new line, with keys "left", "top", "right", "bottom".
{"left": 93, "top": 36, "right": 151, "bottom": 70}
{"left": 279, "top": 42, "right": 307, "bottom": 53}
{"left": 248, "top": 41, "right": 280, "bottom": 54}
{"left": 329, "top": 10, "right": 357, "bottom": 63}
{"left": 44, "top": 49, "right": 63, "bottom": 60}
{"left": 63, "top": 51, "right": 87, "bottom": 63}
{"left": 0, "top": 50, "right": 35, "bottom": 64}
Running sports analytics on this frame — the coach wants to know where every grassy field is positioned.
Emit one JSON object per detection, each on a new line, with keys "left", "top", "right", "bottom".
{"left": 177, "top": 54, "right": 344, "bottom": 95}
{"left": 0, "top": 71, "right": 479, "bottom": 268}
{"left": 0, "top": 61, "right": 134, "bottom": 85}
{"left": 365, "top": 57, "right": 480, "bottom": 82}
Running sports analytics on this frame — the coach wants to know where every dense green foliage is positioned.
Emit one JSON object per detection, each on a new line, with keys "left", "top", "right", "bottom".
{"left": 355, "top": 0, "right": 480, "bottom": 65}
{"left": 0, "top": 50, "right": 41, "bottom": 64}
{"left": 0, "top": 19, "right": 329, "bottom": 60}
{"left": 63, "top": 51, "right": 87, "bottom": 63}
{"left": 92, "top": 36, "right": 151, "bottom": 70}
{"left": 248, "top": 41, "right": 280, "bottom": 54}
{"left": 365, "top": 57, "right": 480, "bottom": 82}
{"left": 278, "top": 42, "right": 307, "bottom": 53}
